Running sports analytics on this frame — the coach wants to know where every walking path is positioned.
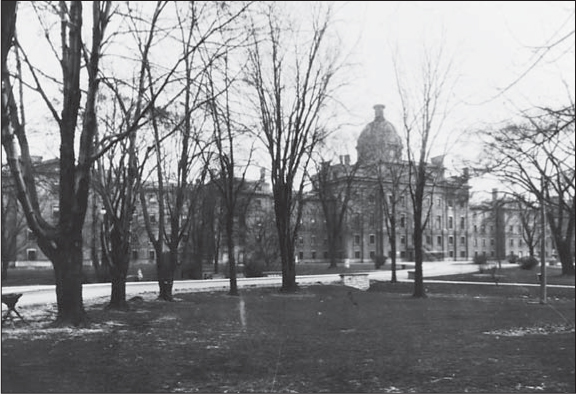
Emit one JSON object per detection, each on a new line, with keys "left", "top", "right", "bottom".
{"left": 2, "top": 260, "right": 573, "bottom": 308}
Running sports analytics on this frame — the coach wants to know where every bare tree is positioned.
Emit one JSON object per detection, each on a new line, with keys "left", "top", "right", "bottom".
{"left": 205, "top": 53, "right": 257, "bottom": 296}
{"left": 484, "top": 104, "right": 575, "bottom": 275}
{"left": 136, "top": 1, "right": 252, "bottom": 301}
{"left": 2, "top": 1, "right": 112, "bottom": 325}
{"left": 245, "top": 2, "right": 344, "bottom": 291}
{"left": 312, "top": 155, "right": 358, "bottom": 269}
{"left": 375, "top": 160, "right": 409, "bottom": 282}
{"left": 393, "top": 42, "right": 457, "bottom": 298}
{"left": 1, "top": 168, "right": 28, "bottom": 280}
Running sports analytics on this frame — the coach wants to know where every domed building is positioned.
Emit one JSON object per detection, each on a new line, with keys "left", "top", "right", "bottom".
{"left": 356, "top": 104, "right": 403, "bottom": 165}
{"left": 298, "top": 104, "right": 472, "bottom": 266}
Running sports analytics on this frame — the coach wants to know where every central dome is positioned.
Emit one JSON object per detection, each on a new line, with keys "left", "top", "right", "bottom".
{"left": 356, "top": 104, "right": 402, "bottom": 164}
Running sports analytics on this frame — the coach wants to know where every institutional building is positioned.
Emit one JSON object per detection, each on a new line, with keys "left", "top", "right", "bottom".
{"left": 2, "top": 105, "right": 554, "bottom": 271}
{"left": 296, "top": 105, "right": 471, "bottom": 264}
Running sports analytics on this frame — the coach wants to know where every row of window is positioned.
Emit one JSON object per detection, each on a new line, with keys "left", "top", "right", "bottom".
{"left": 24, "top": 248, "right": 158, "bottom": 261}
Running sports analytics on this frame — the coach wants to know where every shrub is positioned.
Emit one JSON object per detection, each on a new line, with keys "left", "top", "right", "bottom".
{"left": 473, "top": 254, "right": 488, "bottom": 265}
{"left": 243, "top": 260, "right": 266, "bottom": 278}
{"left": 373, "top": 255, "right": 387, "bottom": 269}
{"left": 518, "top": 256, "right": 539, "bottom": 270}
{"left": 507, "top": 253, "right": 518, "bottom": 264}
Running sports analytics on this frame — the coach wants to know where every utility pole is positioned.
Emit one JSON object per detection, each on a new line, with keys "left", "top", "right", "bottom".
{"left": 539, "top": 176, "right": 547, "bottom": 304}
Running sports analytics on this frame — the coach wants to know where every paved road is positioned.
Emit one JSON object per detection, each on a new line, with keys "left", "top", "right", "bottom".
{"left": 1, "top": 260, "right": 567, "bottom": 308}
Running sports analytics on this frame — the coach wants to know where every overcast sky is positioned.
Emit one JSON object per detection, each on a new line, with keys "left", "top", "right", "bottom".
{"left": 321, "top": 1, "right": 574, "bottom": 197}
{"left": 13, "top": 1, "right": 576, "bottom": 197}
{"left": 331, "top": 1, "right": 574, "bottom": 144}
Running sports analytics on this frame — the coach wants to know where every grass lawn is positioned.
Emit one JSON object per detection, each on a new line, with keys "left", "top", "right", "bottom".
{"left": 2, "top": 281, "right": 574, "bottom": 393}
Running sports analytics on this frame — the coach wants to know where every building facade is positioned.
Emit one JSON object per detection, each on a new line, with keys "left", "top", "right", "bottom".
{"left": 3, "top": 105, "right": 559, "bottom": 270}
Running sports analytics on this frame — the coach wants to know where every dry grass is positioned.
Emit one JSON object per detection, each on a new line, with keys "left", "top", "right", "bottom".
{"left": 2, "top": 281, "right": 574, "bottom": 393}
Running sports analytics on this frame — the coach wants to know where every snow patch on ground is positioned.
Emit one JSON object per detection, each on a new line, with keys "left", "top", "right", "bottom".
{"left": 483, "top": 323, "right": 575, "bottom": 337}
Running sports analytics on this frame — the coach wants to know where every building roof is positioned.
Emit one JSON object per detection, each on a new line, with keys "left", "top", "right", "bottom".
{"left": 356, "top": 104, "right": 403, "bottom": 165}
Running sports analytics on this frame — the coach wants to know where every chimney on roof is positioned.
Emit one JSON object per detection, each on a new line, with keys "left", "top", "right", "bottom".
{"left": 374, "top": 104, "right": 385, "bottom": 120}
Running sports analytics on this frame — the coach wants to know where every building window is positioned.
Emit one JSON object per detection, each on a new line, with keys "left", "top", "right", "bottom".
{"left": 354, "top": 235, "right": 360, "bottom": 245}
{"left": 299, "top": 251, "right": 304, "bottom": 261}
{"left": 449, "top": 250, "right": 454, "bottom": 257}
{"left": 52, "top": 204, "right": 60, "bottom": 219}
{"left": 299, "top": 237, "right": 304, "bottom": 245}
{"left": 436, "top": 216, "right": 441, "bottom": 229}
{"left": 132, "top": 250, "right": 139, "bottom": 260}
{"left": 460, "top": 251, "right": 466, "bottom": 258}
{"left": 449, "top": 236, "right": 453, "bottom": 245}
{"left": 27, "top": 229, "right": 37, "bottom": 242}
{"left": 473, "top": 238, "right": 477, "bottom": 247}
{"left": 490, "top": 239, "right": 494, "bottom": 246}
{"left": 311, "top": 251, "right": 316, "bottom": 260}
{"left": 369, "top": 234, "right": 375, "bottom": 244}
{"left": 474, "top": 225, "right": 477, "bottom": 233}
{"left": 369, "top": 251, "right": 375, "bottom": 259}
{"left": 148, "top": 250, "right": 155, "bottom": 259}
{"left": 27, "top": 249, "right": 37, "bottom": 261}
{"left": 400, "top": 215, "right": 405, "bottom": 228}
{"left": 481, "top": 225, "right": 485, "bottom": 234}
{"left": 448, "top": 216, "right": 453, "bottom": 229}
{"left": 509, "top": 238, "right": 514, "bottom": 246}
{"left": 323, "top": 251, "right": 328, "bottom": 259}
{"left": 354, "top": 251, "right": 360, "bottom": 259}
{"left": 509, "top": 225, "right": 514, "bottom": 233}
{"left": 426, "top": 235, "right": 432, "bottom": 245}
{"left": 460, "top": 217, "right": 465, "bottom": 230}
{"left": 401, "top": 236, "right": 406, "bottom": 245}
{"left": 491, "top": 250, "right": 495, "bottom": 257}
{"left": 437, "top": 236, "right": 442, "bottom": 246}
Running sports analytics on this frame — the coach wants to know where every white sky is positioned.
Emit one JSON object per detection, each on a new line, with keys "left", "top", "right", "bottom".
{"left": 324, "top": 1, "right": 574, "bottom": 199}
{"left": 330, "top": 1, "right": 574, "bottom": 150}
{"left": 11, "top": 1, "right": 576, "bottom": 199}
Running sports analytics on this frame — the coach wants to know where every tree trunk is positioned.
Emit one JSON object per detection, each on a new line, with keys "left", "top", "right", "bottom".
{"left": 412, "top": 229, "right": 425, "bottom": 298}
{"left": 157, "top": 252, "right": 174, "bottom": 301}
{"left": 108, "top": 253, "right": 129, "bottom": 309}
{"left": 390, "top": 233, "right": 397, "bottom": 283}
{"left": 556, "top": 240, "right": 575, "bottom": 276}
{"left": 110, "top": 275, "right": 128, "bottom": 309}
{"left": 52, "top": 237, "right": 86, "bottom": 326}
{"left": 327, "top": 230, "right": 338, "bottom": 268}
{"left": 227, "top": 237, "right": 238, "bottom": 297}
{"left": 274, "top": 185, "right": 298, "bottom": 292}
